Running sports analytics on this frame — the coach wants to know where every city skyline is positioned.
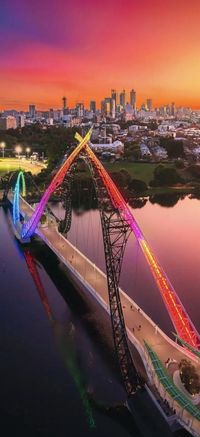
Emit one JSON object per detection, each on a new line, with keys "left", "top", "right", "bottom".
{"left": 1, "top": 0, "right": 200, "bottom": 110}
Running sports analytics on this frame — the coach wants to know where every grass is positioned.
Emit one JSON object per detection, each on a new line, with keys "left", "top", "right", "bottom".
{"left": 0, "top": 158, "right": 45, "bottom": 175}
{"left": 104, "top": 161, "right": 174, "bottom": 184}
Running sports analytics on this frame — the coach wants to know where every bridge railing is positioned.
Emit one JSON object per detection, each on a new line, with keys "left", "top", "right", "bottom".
{"left": 144, "top": 342, "right": 200, "bottom": 437}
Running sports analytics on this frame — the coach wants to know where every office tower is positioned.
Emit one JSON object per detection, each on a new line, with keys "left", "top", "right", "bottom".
{"left": 62, "top": 96, "right": 67, "bottom": 109}
{"left": 146, "top": 99, "right": 153, "bottom": 111}
{"left": 49, "top": 108, "right": 54, "bottom": 119}
{"left": 76, "top": 102, "right": 84, "bottom": 117}
{"left": 90, "top": 101, "right": 96, "bottom": 113}
{"left": 171, "top": 102, "right": 176, "bottom": 116}
{"left": 0, "top": 116, "right": 17, "bottom": 130}
{"left": 110, "top": 98, "right": 116, "bottom": 118}
{"left": 62, "top": 96, "right": 67, "bottom": 115}
{"left": 29, "top": 105, "right": 36, "bottom": 118}
{"left": 16, "top": 114, "right": 25, "bottom": 128}
{"left": 130, "top": 89, "right": 136, "bottom": 110}
{"left": 111, "top": 89, "right": 117, "bottom": 106}
{"left": 119, "top": 89, "right": 126, "bottom": 108}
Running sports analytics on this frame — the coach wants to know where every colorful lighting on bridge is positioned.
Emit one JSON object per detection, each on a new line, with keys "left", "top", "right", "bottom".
{"left": 13, "top": 130, "right": 200, "bottom": 351}
{"left": 13, "top": 171, "right": 26, "bottom": 224}
{"left": 84, "top": 143, "right": 200, "bottom": 350}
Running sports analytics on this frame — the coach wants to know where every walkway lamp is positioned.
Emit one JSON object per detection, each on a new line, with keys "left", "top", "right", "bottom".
{"left": 0, "top": 141, "right": 6, "bottom": 158}
{"left": 15, "top": 145, "right": 22, "bottom": 159}
{"left": 26, "top": 147, "right": 31, "bottom": 159}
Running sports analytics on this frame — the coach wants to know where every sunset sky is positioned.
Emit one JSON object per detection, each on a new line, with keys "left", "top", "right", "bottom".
{"left": 1, "top": 0, "right": 200, "bottom": 110}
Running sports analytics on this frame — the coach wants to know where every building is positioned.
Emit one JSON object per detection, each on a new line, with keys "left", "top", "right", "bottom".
{"left": 29, "top": 105, "right": 36, "bottom": 118}
{"left": 90, "top": 140, "right": 124, "bottom": 155}
{"left": 119, "top": 89, "right": 126, "bottom": 108}
{"left": 111, "top": 89, "right": 117, "bottom": 106}
{"left": 147, "top": 99, "right": 153, "bottom": 111}
{"left": 0, "top": 116, "right": 17, "bottom": 130}
{"left": 110, "top": 98, "right": 116, "bottom": 118}
{"left": 90, "top": 101, "right": 96, "bottom": 113}
{"left": 130, "top": 89, "right": 136, "bottom": 110}
{"left": 49, "top": 108, "right": 54, "bottom": 119}
{"left": 76, "top": 103, "right": 84, "bottom": 117}
{"left": 16, "top": 114, "right": 25, "bottom": 128}
{"left": 62, "top": 96, "right": 67, "bottom": 116}
{"left": 171, "top": 102, "right": 176, "bottom": 116}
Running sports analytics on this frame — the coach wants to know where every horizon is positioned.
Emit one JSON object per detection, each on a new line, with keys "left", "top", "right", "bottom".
{"left": 1, "top": 0, "right": 200, "bottom": 110}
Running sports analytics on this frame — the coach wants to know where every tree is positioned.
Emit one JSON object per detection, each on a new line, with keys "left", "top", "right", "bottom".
{"left": 124, "top": 141, "right": 141, "bottom": 160}
{"left": 160, "top": 138, "right": 184, "bottom": 158}
{"left": 128, "top": 178, "right": 147, "bottom": 193}
{"left": 111, "top": 170, "right": 131, "bottom": 188}
{"left": 188, "top": 165, "right": 200, "bottom": 179}
{"left": 175, "top": 159, "right": 185, "bottom": 169}
{"left": 152, "top": 165, "right": 183, "bottom": 186}
{"left": 179, "top": 359, "right": 200, "bottom": 395}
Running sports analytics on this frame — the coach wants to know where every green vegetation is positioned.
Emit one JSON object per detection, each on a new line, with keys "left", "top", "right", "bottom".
{"left": 145, "top": 342, "right": 200, "bottom": 420}
{"left": 40, "top": 214, "right": 47, "bottom": 225}
{"left": 150, "top": 164, "right": 183, "bottom": 186}
{"left": 179, "top": 359, "right": 200, "bottom": 395}
{"left": 160, "top": 138, "right": 184, "bottom": 158}
{"left": 104, "top": 162, "right": 167, "bottom": 184}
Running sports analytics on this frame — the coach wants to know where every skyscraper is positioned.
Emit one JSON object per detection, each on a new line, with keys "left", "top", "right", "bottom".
{"left": 110, "top": 98, "right": 116, "bottom": 118}
{"left": 130, "top": 89, "right": 136, "bottom": 110}
{"left": 76, "top": 103, "right": 84, "bottom": 117}
{"left": 119, "top": 89, "right": 126, "bottom": 108}
{"left": 146, "top": 98, "right": 153, "bottom": 111}
{"left": 111, "top": 89, "right": 117, "bottom": 106}
{"left": 29, "top": 104, "right": 36, "bottom": 118}
{"left": 90, "top": 101, "right": 96, "bottom": 113}
{"left": 62, "top": 96, "right": 67, "bottom": 115}
{"left": 62, "top": 96, "right": 67, "bottom": 109}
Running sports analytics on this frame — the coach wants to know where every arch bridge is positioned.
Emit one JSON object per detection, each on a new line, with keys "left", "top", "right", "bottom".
{"left": 7, "top": 129, "right": 200, "bottom": 437}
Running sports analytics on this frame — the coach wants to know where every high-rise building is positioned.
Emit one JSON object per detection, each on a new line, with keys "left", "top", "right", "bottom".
{"left": 146, "top": 99, "right": 153, "bottom": 111}
{"left": 62, "top": 97, "right": 68, "bottom": 116}
{"left": 29, "top": 105, "right": 36, "bottom": 118}
{"left": 171, "top": 102, "right": 176, "bottom": 116}
{"left": 49, "top": 108, "right": 54, "bottom": 119}
{"left": 130, "top": 89, "right": 136, "bottom": 110}
{"left": 16, "top": 114, "right": 25, "bottom": 128}
{"left": 0, "top": 116, "right": 17, "bottom": 130}
{"left": 119, "top": 89, "right": 126, "bottom": 108}
{"left": 110, "top": 98, "right": 116, "bottom": 119}
{"left": 62, "top": 96, "right": 67, "bottom": 109}
{"left": 111, "top": 89, "right": 117, "bottom": 106}
{"left": 76, "top": 103, "right": 84, "bottom": 117}
{"left": 90, "top": 101, "right": 96, "bottom": 113}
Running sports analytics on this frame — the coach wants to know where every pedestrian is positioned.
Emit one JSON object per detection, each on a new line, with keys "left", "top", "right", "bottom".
{"left": 138, "top": 308, "right": 140, "bottom": 313}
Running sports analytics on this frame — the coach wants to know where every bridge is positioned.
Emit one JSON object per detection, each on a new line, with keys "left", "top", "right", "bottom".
{"left": 6, "top": 129, "right": 200, "bottom": 437}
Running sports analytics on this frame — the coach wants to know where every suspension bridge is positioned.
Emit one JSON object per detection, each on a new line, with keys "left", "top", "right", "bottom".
{"left": 6, "top": 129, "right": 200, "bottom": 437}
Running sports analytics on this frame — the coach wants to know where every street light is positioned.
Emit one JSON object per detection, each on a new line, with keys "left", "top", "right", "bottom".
{"left": 15, "top": 145, "right": 22, "bottom": 159}
{"left": 26, "top": 147, "right": 31, "bottom": 159}
{"left": 0, "top": 142, "right": 6, "bottom": 158}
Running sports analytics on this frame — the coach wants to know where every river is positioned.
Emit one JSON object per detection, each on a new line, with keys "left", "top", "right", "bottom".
{"left": 1, "top": 194, "right": 198, "bottom": 436}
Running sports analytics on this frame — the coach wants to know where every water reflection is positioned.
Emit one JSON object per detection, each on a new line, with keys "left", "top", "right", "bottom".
{"left": 22, "top": 248, "right": 95, "bottom": 429}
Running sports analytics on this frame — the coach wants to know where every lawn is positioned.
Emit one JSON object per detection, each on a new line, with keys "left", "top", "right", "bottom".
{"left": 0, "top": 159, "right": 45, "bottom": 175}
{"left": 104, "top": 161, "right": 173, "bottom": 184}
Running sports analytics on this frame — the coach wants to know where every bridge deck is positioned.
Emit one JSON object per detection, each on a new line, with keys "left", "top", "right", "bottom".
{"left": 12, "top": 195, "right": 200, "bottom": 435}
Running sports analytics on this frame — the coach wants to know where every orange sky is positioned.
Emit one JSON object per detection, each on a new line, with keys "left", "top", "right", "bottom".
{"left": 1, "top": 0, "right": 200, "bottom": 110}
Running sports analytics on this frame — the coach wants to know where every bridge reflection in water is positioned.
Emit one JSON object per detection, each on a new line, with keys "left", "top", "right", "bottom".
{"left": 8, "top": 129, "right": 200, "bottom": 437}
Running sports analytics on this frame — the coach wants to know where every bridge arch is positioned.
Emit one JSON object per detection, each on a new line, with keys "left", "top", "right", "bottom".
{"left": 13, "top": 170, "right": 26, "bottom": 224}
{"left": 12, "top": 129, "right": 200, "bottom": 359}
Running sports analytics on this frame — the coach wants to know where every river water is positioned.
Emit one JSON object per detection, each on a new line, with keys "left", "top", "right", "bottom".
{"left": 1, "top": 194, "right": 199, "bottom": 436}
